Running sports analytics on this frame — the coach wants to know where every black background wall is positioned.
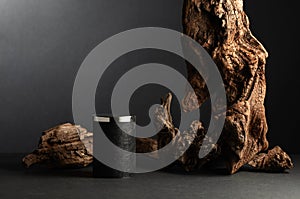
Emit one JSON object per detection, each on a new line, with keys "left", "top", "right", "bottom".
{"left": 0, "top": 0, "right": 299, "bottom": 154}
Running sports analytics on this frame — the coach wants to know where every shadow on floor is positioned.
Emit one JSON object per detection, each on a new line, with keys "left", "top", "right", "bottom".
{"left": 0, "top": 153, "right": 93, "bottom": 178}
{"left": 0, "top": 153, "right": 294, "bottom": 178}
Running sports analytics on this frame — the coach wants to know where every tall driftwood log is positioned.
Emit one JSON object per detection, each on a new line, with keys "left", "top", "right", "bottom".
{"left": 175, "top": 0, "right": 293, "bottom": 173}
{"left": 147, "top": 0, "right": 294, "bottom": 174}
{"left": 22, "top": 123, "right": 93, "bottom": 168}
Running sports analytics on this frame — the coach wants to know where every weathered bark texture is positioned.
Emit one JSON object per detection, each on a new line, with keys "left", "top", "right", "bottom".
{"left": 156, "top": 94, "right": 220, "bottom": 171}
{"left": 176, "top": 0, "right": 292, "bottom": 173}
{"left": 146, "top": 0, "right": 294, "bottom": 174}
{"left": 247, "top": 146, "right": 293, "bottom": 172}
{"left": 136, "top": 138, "right": 158, "bottom": 153}
{"left": 22, "top": 123, "right": 93, "bottom": 168}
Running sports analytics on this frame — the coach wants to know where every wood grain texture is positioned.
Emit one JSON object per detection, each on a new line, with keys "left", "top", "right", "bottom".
{"left": 22, "top": 123, "right": 93, "bottom": 168}
{"left": 180, "top": 0, "right": 293, "bottom": 173}
{"left": 148, "top": 0, "right": 293, "bottom": 174}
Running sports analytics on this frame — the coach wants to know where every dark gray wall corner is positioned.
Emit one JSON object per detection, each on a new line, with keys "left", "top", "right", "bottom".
{"left": 0, "top": 0, "right": 299, "bottom": 153}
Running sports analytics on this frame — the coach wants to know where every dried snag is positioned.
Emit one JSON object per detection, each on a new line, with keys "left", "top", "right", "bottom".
{"left": 180, "top": 0, "right": 293, "bottom": 173}
{"left": 23, "top": 123, "right": 93, "bottom": 168}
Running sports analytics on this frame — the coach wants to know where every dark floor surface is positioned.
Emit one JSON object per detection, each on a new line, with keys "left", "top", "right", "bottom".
{"left": 0, "top": 154, "right": 299, "bottom": 199}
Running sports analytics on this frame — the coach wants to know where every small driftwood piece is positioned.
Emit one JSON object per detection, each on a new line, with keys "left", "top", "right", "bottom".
{"left": 22, "top": 123, "right": 93, "bottom": 168}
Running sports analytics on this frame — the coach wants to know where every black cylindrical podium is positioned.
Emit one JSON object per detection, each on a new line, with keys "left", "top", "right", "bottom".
{"left": 93, "top": 115, "right": 136, "bottom": 178}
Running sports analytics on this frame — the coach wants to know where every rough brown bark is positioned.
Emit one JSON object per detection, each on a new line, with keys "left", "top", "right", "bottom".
{"left": 136, "top": 138, "right": 158, "bottom": 153}
{"left": 179, "top": 0, "right": 293, "bottom": 173}
{"left": 247, "top": 146, "right": 293, "bottom": 172}
{"left": 22, "top": 123, "right": 93, "bottom": 168}
{"left": 156, "top": 94, "right": 220, "bottom": 171}
{"left": 147, "top": 0, "right": 293, "bottom": 174}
